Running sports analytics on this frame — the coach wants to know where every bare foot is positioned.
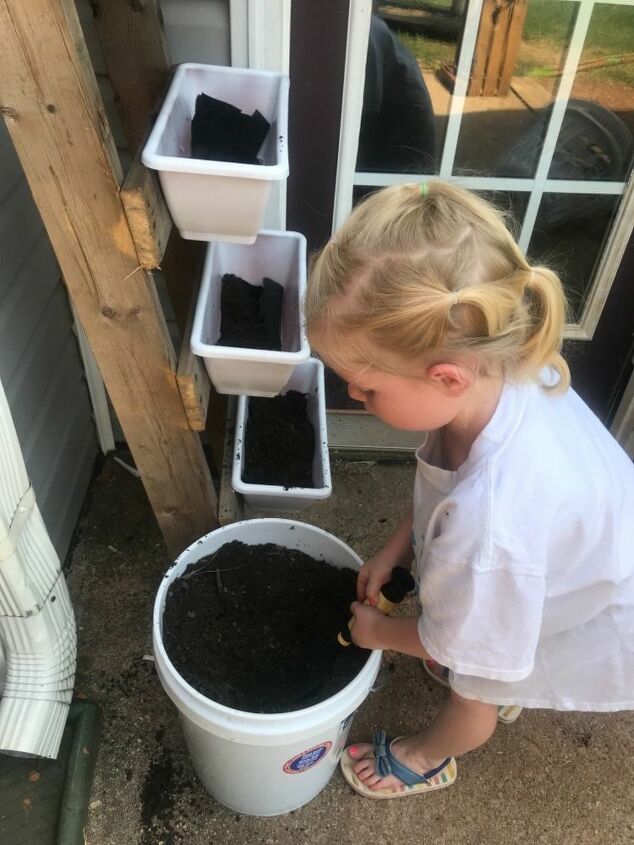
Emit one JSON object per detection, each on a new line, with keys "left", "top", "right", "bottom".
{"left": 347, "top": 737, "right": 445, "bottom": 792}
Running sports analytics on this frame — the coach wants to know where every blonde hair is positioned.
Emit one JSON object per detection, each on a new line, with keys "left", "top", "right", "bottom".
{"left": 305, "top": 181, "right": 570, "bottom": 392}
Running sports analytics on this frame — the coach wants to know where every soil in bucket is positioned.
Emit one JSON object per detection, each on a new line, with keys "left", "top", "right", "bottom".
{"left": 243, "top": 391, "right": 314, "bottom": 487}
{"left": 162, "top": 541, "right": 369, "bottom": 713}
{"left": 191, "top": 93, "right": 270, "bottom": 164}
{"left": 218, "top": 273, "right": 283, "bottom": 351}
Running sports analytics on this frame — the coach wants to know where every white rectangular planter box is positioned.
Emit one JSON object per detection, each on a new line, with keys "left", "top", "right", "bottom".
{"left": 232, "top": 359, "right": 332, "bottom": 513}
{"left": 142, "top": 63, "right": 289, "bottom": 242}
{"left": 190, "top": 230, "right": 310, "bottom": 396}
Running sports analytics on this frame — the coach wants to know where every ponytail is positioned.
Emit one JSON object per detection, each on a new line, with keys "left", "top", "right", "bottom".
{"left": 521, "top": 266, "right": 570, "bottom": 392}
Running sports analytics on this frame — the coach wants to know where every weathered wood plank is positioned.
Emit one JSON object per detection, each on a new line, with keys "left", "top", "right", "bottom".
{"left": 498, "top": 0, "right": 529, "bottom": 96}
{"left": 482, "top": 0, "right": 513, "bottom": 97}
{"left": 468, "top": 0, "right": 496, "bottom": 96}
{"left": 90, "top": 0, "right": 170, "bottom": 153}
{"left": 176, "top": 352, "right": 211, "bottom": 432}
{"left": 0, "top": 0, "right": 217, "bottom": 557}
{"left": 90, "top": 0, "right": 231, "bottom": 516}
{"left": 172, "top": 251, "right": 227, "bottom": 474}
{"left": 120, "top": 150, "right": 172, "bottom": 270}
{"left": 176, "top": 281, "right": 211, "bottom": 432}
{"left": 468, "top": 0, "right": 528, "bottom": 97}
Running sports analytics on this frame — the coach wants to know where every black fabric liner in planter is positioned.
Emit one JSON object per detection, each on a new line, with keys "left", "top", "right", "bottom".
{"left": 218, "top": 273, "right": 283, "bottom": 351}
{"left": 191, "top": 93, "right": 271, "bottom": 165}
{"left": 162, "top": 541, "right": 369, "bottom": 713}
{"left": 243, "top": 391, "right": 315, "bottom": 488}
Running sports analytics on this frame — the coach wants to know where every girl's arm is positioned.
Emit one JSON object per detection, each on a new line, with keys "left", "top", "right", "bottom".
{"left": 378, "top": 509, "right": 414, "bottom": 566}
{"left": 348, "top": 602, "right": 432, "bottom": 660}
{"left": 358, "top": 509, "right": 414, "bottom": 602}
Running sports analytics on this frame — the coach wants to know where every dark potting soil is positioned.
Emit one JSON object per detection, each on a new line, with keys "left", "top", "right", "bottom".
{"left": 162, "top": 541, "right": 369, "bottom": 713}
{"left": 218, "top": 273, "right": 283, "bottom": 351}
{"left": 191, "top": 93, "right": 270, "bottom": 164}
{"left": 243, "top": 391, "right": 314, "bottom": 488}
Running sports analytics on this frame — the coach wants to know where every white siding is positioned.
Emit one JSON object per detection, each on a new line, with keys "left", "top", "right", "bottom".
{"left": 161, "top": 0, "right": 230, "bottom": 65}
{"left": 0, "top": 122, "right": 98, "bottom": 561}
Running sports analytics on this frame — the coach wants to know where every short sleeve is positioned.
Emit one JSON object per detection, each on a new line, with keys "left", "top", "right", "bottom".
{"left": 418, "top": 550, "right": 546, "bottom": 682}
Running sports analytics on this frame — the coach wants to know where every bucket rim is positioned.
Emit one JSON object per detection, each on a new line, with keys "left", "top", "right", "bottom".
{"left": 153, "top": 518, "right": 382, "bottom": 723}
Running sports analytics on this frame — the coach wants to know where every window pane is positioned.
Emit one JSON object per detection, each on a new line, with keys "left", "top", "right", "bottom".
{"left": 473, "top": 190, "right": 529, "bottom": 234}
{"left": 357, "top": 6, "right": 460, "bottom": 174}
{"left": 352, "top": 184, "right": 382, "bottom": 205}
{"left": 548, "top": 3, "right": 634, "bottom": 182}
{"left": 527, "top": 192, "right": 620, "bottom": 319}
{"left": 453, "top": 0, "right": 578, "bottom": 178}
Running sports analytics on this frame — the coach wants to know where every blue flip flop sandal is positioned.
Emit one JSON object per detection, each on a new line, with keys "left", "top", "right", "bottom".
{"left": 340, "top": 730, "right": 457, "bottom": 800}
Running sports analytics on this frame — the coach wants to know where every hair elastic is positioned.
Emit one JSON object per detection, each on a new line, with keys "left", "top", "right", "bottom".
{"left": 419, "top": 182, "right": 429, "bottom": 198}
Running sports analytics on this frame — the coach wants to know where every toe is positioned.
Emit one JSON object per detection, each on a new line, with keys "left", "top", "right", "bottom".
{"left": 369, "top": 774, "right": 404, "bottom": 792}
{"left": 347, "top": 742, "right": 373, "bottom": 760}
{"left": 353, "top": 758, "right": 375, "bottom": 778}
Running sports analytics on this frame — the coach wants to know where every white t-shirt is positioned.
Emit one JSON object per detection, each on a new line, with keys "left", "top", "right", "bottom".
{"left": 413, "top": 378, "right": 634, "bottom": 711}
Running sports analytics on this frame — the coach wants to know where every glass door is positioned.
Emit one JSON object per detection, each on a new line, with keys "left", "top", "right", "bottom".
{"left": 335, "top": 0, "right": 634, "bottom": 340}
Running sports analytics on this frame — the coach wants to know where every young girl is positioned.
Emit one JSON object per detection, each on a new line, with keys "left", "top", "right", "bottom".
{"left": 304, "top": 181, "right": 634, "bottom": 800}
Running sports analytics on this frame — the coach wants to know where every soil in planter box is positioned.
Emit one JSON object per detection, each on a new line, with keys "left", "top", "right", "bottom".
{"left": 162, "top": 541, "right": 369, "bottom": 713}
{"left": 218, "top": 273, "right": 283, "bottom": 351}
{"left": 244, "top": 391, "right": 314, "bottom": 488}
{"left": 191, "top": 93, "right": 270, "bottom": 165}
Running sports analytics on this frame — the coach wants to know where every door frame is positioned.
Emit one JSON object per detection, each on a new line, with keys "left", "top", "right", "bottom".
{"left": 612, "top": 362, "right": 634, "bottom": 458}
{"left": 229, "top": 0, "right": 291, "bottom": 230}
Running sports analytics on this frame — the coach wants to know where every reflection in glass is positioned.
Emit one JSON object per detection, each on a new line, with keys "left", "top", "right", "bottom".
{"left": 352, "top": 185, "right": 383, "bottom": 207}
{"left": 548, "top": 4, "right": 634, "bottom": 182}
{"left": 454, "top": 0, "right": 577, "bottom": 178}
{"left": 528, "top": 192, "right": 620, "bottom": 320}
{"left": 356, "top": 1, "right": 634, "bottom": 185}
{"left": 474, "top": 191, "right": 529, "bottom": 238}
{"left": 357, "top": 13, "right": 438, "bottom": 174}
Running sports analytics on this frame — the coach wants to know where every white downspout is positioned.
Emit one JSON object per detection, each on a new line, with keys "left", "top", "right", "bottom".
{"left": 0, "top": 375, "right": 76, "bottom": 758}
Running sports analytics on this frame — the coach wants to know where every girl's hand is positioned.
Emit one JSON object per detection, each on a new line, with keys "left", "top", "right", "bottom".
{"left": 348, "top": 602, "right": 387, "bottom": 650}
{"left": 350, "top": 607, "right": 431, "bottom": 659}
{"left": 357, "top": 512, "right": 414, "bottom": 603}
{"left": 357, "top": 553, "right": 401, "bottom": 604}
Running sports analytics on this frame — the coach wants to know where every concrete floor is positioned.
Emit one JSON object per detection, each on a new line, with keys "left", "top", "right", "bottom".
{"left": 68, "top": 456, "right": 634, "bottom": 845}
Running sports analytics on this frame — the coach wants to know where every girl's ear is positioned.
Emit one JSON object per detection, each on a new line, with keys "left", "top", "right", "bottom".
{"left": 426, "top": 362, "right": 473, "bottom": 396}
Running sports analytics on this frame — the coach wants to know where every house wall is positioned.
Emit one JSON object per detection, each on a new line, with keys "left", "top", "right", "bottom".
{"left": 161, "top": 0, "right": 230, "bottom": 65}
{"left": 0, "top": 121, "right": 98, "bottom": 561}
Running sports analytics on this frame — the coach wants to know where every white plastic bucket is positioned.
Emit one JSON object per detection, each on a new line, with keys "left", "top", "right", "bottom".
{"left": 190, "top": 230, "right": 310, "bottom": 396}
{"left": 232, "top": 359, "right": 331, "bottom": 513}
{"left": 142, "top": 63, "right": 289, "bottom": 242}
{"left": 153, "top": 519, "right": 381, "bottom": 816}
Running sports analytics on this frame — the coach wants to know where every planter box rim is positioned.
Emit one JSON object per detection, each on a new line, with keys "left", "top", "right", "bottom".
{"left": 142, "top": 63, "right": 289, "bottom": 180}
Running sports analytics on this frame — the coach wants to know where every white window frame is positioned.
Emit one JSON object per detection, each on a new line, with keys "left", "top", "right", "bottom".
{"left": 230, "top": 0, "right": 291, "bottom": 230}
{"left": 334, "top": 0, "right": 634, "bottom": 340}
{"left": 611, "top": 358, "right": 634, "bottom": 458}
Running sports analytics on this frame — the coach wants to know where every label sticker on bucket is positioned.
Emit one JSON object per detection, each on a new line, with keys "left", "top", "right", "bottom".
{"left": 333, "top": 712, "right": 356, "bottom": 760}
{"left": 283, "top": 742, "right": 332, "bottom": 774}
